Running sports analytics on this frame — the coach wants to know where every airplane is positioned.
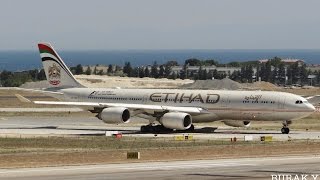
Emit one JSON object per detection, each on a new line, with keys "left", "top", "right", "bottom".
{"left": 30, "top": 43, "right": 316, "bottom": 134}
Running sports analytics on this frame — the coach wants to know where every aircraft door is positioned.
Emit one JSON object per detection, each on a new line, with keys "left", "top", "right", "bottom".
{"left": 142, "top": 94, "right": 149, "bottom": 104}
{"left": 220, "top": 94, "right": 230, "bottom": 108}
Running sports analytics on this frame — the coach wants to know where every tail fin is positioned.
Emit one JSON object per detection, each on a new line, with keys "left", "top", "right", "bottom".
{"left": 38, "top": 43, "right": 83, "bottom": 88}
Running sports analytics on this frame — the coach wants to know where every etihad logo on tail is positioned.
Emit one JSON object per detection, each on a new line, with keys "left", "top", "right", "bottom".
{"left": 38, "top": 43, "right": 60, "bottom": 61}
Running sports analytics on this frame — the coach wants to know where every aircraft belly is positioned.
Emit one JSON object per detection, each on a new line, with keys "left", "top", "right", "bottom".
{"left": 192, "top": 113, "right": 220, "bottom": 123}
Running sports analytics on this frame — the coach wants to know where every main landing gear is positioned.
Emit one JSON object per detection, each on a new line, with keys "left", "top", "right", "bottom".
{"left": 281, "top": 120, "right": 291, "bottom": 134}
{"left": 140, "top": 124, "right": 195, "bottom": 133}
{"left": 187, "top": 124, "right": 195, "bottom": 132}
{"left": 140, "top": 124, "right": 173, "bottom": 133}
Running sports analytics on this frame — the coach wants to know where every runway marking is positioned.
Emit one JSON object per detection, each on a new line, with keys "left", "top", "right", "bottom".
{"left": 0, "top": 156, "right": 319, "bottom": 176}
{"left": 0, "top": 162, "right": 255, "bottom": 176}
{"left": 121, "top": 163, "right": 255, "bottom": 170}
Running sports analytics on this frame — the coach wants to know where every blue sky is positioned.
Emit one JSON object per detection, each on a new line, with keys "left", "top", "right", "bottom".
{"left": 0, "top": 0, "right": 320, "bottom": 50}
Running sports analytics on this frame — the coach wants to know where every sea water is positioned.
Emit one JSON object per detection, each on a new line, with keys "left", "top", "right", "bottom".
{"left": 0, "top": 49, "right": 319, "bottom": 71}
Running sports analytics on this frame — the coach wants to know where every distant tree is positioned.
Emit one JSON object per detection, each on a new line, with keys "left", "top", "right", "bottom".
{"left": 180, "top": 64, "right": 187, "bottom": 80}
{"left": 228, "top": 62, "right": 241, "bottom": 67}
{"left": 198, "top": 66, "right": 204, "bottom": 80}
{"left": 168, "top": 71, "right": 177, "bottom": 80}
{"left": 246, "top": 65, "right": 254, "bottom": 83}
{"left": 85, "top": 66, "right": 92, "bottom": 75}
{"left": 0, "top": 71, "right": 12, "bottom": 86}
{"left": 123, "top": 62, "right": 133, "bottom": 77}
{"left": 115, "top": 65, "right": 121, "bottom": 72}
{"left": 185, "top": 58, "right": 201, "bottom": 66}
{"left": 270, "top": 57, "right": 282, "bottom": 67}
{"left": 151, "top": 61, "right": 159, "bottom": 78}
{"left": 260, "top": 60, "right": 272, "bottom": 82}
{"left": 144, "top": 67, "right": 150, "bottom": 77}
{"left": 37, "top": 69, "right": 46, "bottom": 80}
{"left": 107, "top": 64, "right": 113, "bottom": 74}
{"left": 97, "top": 69, "right": 104, "bottom": 75}
{"left": 207, "top": 70, "right": 213, "bottom": 80}
{"left": 132, "top": 67, "right": 139, "bottom": 77}
{"left": 265, "top": 60, "right": 272, "bottom": 82}
{"left": 202, "top": 69, "right": 208, "bottom": 80}
{"left": 28, "top": 69, "right": 38, "bottom": 81}
{"left": 189, "top": 71, "right": 195, "bottom": 79}
{"left": 240, "top": 66, "right": 246, "bottom": 82}
{"left": 164, "top": 64, "right": 172, "bottom": 78}
{"left": 300, "top": 64, "right": 308, "bottom": 85}
{"left": 75, "top": 64, "right": 84, "bottom": 75}
{"left": 287, "top": 65, "right": 293, "bottom": 85}
{"left": 0, "top": 71, "right": 32, "bottom": 87}
{"left": 291, "top": 62, "right": 300, "bottom": 84}
{"left": 139, "top": 67, "right": 145, "bottom": 78}
{"left": 212, "top": 69, "right": 218, "bottom": 79}
{"left": 278, "top": 63, "right": 286, "bottom": 85}
{"left": 93, "top": 66, "right": 97, "bottom": 75}
{"left": 230, "top": 70, "right": 241, "bottom": 82}
{"left": 159, "top": 65, "right": 165, "bottom": 78}
{"left": 166, "top": 60, "right": 179, "bottom": 67}
{"left": 272, "top": 66, "right": 278, "bottom": 84}
{"left": 317, "top": 70, "right": 320, "bottom": 85}
{"left": 203, "top": 59, "right": 218, "bottom": 66}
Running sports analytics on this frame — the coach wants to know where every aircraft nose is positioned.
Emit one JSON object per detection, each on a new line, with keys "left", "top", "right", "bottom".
{"left": 307, "top": 104, "right": 316, "bottom": 112}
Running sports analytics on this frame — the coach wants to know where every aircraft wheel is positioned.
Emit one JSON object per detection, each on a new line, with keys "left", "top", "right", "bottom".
{"left": 187, "top": 124, "right": 195, "bottom": 132}
{"left": 140, "top": 125, "right": 147, "bottom": 133}
{"left": 281, "top": 127, "right": 290, "bottom": 134}
{"left": 141, "top": 125, "right": 153, "bottom": 133}
{"left": 154, "top": 125, "right": 173, "bottom": 133}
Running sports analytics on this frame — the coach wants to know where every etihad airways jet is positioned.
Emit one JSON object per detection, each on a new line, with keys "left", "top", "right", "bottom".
{"left": 33, "top": 43, "right": 315, "bottom": 134}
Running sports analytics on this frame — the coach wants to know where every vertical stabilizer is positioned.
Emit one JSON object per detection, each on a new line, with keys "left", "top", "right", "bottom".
{"left": 38, "top": 43, "right": 83, "bottom": 88}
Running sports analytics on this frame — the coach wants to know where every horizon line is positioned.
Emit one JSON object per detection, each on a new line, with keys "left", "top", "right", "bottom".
{"left": 1, "top": 48, "right": 320, "bottom": 52}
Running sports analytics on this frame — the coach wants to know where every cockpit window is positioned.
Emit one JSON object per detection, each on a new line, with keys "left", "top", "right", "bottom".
{"left": 295, "top": 100, "right": 303, "bottom": 104}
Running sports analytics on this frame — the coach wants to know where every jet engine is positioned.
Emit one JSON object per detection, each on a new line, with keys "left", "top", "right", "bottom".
{"left": 160, "top": 112, "right": 192, "bottom": 130}
{"left": 223, "top": 120, "right": 251, "bottom": 127}
{"left": 97, "top": 107, "right": 130, "bottom": 124}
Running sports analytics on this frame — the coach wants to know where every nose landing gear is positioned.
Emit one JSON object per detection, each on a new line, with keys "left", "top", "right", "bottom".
{"left": 281, "top": 120, "right": 291, "bottom": 134}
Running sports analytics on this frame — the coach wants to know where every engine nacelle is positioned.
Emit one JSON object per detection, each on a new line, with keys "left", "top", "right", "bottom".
{"left": 160, "top": 112, "right": 192, "bottom": 130}
{"left": 223, "top": 120, "right": 251, "bottom": 127}
{"left": 97, "top": 107, "right": 130, "bottom": 124}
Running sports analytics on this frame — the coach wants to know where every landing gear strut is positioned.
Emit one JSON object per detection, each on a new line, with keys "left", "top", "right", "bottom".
{"left": 281, "top": 120, "right": 291, "bottom": 134}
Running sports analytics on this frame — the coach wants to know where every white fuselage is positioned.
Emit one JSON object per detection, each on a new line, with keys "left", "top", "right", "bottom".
{"left": 60, "top": 88, "right": 315, "bottom": 123}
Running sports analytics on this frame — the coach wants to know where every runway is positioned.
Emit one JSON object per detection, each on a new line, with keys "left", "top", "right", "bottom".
{"left": 0, "top": 116, "right": 320, "bottom": 141}
{"left": 1, "top": 156, "right": 319, "bottom": 180}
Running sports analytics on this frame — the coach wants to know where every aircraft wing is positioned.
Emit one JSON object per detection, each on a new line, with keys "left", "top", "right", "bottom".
{"left": 305, "top": 95, "right": 320, "bottom": 100}
{"left": 33, "top": 101, "right": 209, "bottom": 114}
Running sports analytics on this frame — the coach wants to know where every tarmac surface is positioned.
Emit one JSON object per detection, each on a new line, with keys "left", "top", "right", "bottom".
{"left": 0, "top": 116, "right": 320, "bottom": 141}
{"left": 1, "top": 156, "right": 320, "bottom": 180}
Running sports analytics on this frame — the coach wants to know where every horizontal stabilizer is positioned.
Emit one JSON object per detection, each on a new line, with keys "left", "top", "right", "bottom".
{"left": 15, "top": 94, "right": 31, "bottom": 103}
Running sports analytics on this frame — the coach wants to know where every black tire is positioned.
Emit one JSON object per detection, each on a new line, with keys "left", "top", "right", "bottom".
{"left": 281, "top": 127, "right": 290, "bottom": 134}
{"left": 187, "top": 124, "right": 195, "bottom": 132}
{"left": 140, "top": 125, "right": 147, "bottom": 133}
